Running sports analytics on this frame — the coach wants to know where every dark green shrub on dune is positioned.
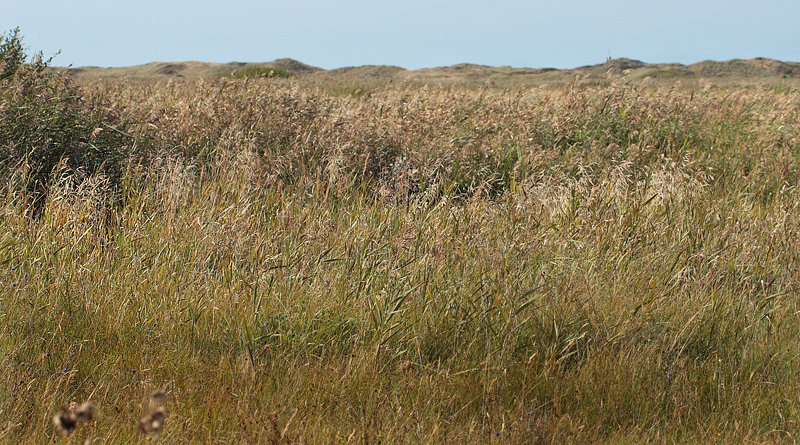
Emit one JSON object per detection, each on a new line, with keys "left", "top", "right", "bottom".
{"left": 225, "top": 65, "right": 294, "bottom": 79}
{"left": 0, "top": 28, "right": 136, "bottom": 215}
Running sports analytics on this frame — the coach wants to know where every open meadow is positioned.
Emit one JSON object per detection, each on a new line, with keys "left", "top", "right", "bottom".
{"left": 3, "top": 35, "right": 800, "bottom": 443}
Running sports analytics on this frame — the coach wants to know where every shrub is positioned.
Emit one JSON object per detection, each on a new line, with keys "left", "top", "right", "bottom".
{"left": 225, "top": 65, "right": 293, "bottom": 79}
{"left": 0, "top": 27, "right": 26, "bottom": 81}
{"left": 0, "top": 28, "right": 136, "bottom": 215}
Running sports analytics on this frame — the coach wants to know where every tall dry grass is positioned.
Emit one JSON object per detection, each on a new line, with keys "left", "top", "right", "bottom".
{"left": 1, "top": 72, "right": 800, "bottom": 442}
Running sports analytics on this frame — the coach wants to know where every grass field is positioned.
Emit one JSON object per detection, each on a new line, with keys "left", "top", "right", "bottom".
{"left": 3, "top": 33, "right": 800, "bottom": 442}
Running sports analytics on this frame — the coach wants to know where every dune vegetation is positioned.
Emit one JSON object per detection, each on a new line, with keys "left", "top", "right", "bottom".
{"left": 2, "top": 30, "right": 800, "bottom": 443}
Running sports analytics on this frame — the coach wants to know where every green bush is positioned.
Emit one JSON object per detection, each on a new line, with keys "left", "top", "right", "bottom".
{"left": 0, "top": 27, "right": 26, "bottom": 81}
{"left": 0, "top": 29, "right": 136, "bottom": 215}
{"left": 226, "top": 65, "right": 293, "bottom": 79}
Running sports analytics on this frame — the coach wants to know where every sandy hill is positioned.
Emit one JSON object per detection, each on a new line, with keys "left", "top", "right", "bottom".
{"left": 64, "top": 57, "right": 800, "bottom": 86}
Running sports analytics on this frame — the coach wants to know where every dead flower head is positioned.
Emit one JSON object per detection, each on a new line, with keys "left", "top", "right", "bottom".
{"left": 149, "top": 389, "right": 166, "bottom": 403}
{"left": 139, "top": 407, "right": 166, "bottom": 435}
{"left": 53, "top": 409, "right": 78, "bottom": 434}
{"left": 74, "top": 402, "right": 96, "bottom": 422}
{"left": 52, "top": 402, "right": 95, "bottom": 434}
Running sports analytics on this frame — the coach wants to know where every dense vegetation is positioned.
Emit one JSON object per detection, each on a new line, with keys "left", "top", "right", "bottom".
{"left": 223, "top": 65, "right": 294, "bottom": 79}
{"left": 2, "top": 30, "right": 800, "bottom": 443}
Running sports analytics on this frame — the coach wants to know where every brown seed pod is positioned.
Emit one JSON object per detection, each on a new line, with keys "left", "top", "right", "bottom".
{"left": 139, "top": 407, "right": 166, "bottom": 434}
{"left": 53, "top": 409, "right": 78, "bottom": 433}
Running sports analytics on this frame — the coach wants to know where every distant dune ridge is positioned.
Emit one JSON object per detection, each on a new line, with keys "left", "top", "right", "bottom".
{"left": 65, "top": 57, "right": 800, "bottom": 84}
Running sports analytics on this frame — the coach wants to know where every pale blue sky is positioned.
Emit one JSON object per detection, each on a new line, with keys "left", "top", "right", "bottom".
{"left": 2, "top": 0, "right": 798, "bottom": 70}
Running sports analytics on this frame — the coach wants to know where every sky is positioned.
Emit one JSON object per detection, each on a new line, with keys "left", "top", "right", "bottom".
{"left": 2, "top": 0, "right": 799, "bottom": 70}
